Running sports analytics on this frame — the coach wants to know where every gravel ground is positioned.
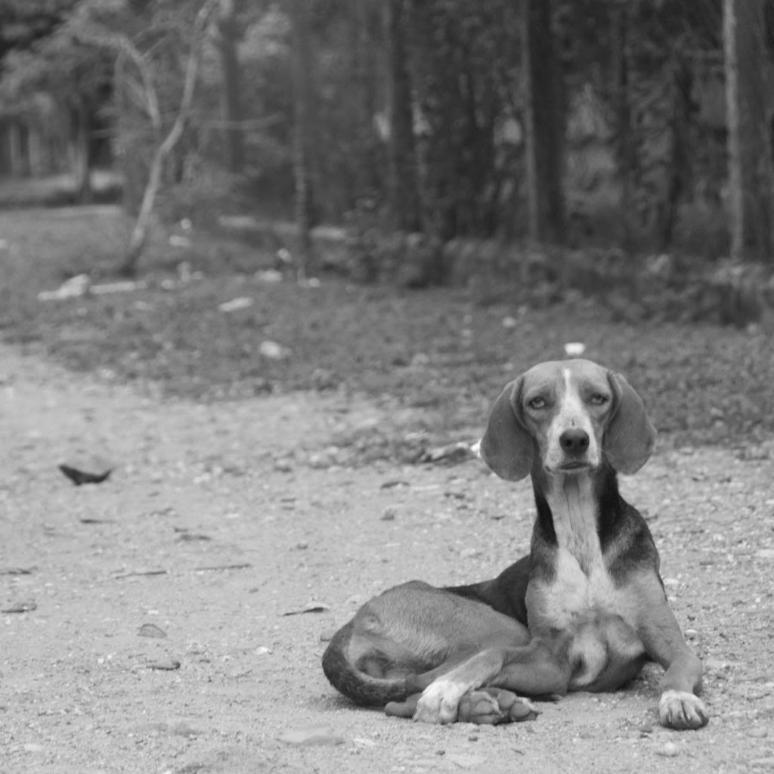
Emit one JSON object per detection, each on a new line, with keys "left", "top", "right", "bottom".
{"left": 1, "top": 343, "right": 774, "bottom": 773}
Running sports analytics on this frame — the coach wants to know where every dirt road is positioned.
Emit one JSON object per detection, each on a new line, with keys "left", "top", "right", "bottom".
{"left": 1, "top": 343, "right": 773, "bottom": 773}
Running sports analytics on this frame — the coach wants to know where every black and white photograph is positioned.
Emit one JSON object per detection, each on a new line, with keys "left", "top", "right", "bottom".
{"left": 0, "top": 1, "right": 772, "bottom": 771}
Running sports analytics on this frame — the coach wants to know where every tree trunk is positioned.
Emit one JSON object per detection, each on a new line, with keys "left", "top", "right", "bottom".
{"left": 349, "top": 0, "right": 380, "bottom": 198}
{"left": 217, "top": 0, "right": 245, "bottom": 173}
{"left": 385, "top": 0, "right": 421, "bottom": 232}
{"left": 724, "top": 0, "right": 773, "bottom": 262}
{"left": 9, "top": 122, "right": 31, "bottom": 177}
{"left": 122, "top": 141, "right": 165, "bottom": 275}
{"left": 611, "top": 3, "right": 634, "bottom": 250}
{"left": 660, "top": 57, "right": 692, "bottom": 251}
{"left": 72, "top": 101, "right": 93, "bottom": 204}
{"left": 114, "top": 53, "right": 146, "bottom": 216}
{"left": 289, "top": 0, "right": 316, "bottom": 277}
{"left": 521, "top": 0, "right": 565, "bottom": 244}
{"left": 119, "top": 0, "right": 216, "bottom": 275}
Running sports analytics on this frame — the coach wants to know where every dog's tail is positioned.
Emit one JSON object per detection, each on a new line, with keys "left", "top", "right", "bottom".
{"left": 322, "top": 621, "right": 414, "bottom": 707}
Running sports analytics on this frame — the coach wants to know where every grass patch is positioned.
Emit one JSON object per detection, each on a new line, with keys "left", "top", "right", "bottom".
{"left": 1, "top": 207, "right": 771, "bottom": 449}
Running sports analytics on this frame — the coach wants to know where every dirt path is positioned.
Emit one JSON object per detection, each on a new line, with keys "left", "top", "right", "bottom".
{"left": 1, "top": 343, "right": 773, "bottom": 773}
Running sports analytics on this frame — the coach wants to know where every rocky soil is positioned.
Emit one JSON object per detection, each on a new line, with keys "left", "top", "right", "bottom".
{"left": 1, "top": 343, "right": 773, "bottom": 773}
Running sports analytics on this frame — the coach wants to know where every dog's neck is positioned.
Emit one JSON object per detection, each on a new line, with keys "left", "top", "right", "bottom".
{"left": 532, "top": 464, "right": 623, "bottom": 573}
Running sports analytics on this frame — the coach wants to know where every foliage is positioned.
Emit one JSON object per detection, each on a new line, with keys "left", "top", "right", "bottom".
{"left": 408, "top": 0, "right": 521, "bottom": 239}
{"left": 1, "top": 209, "right": 773, "bottom": 451}
{"left": 0, "top": 0, "right": 772, "bottom": 283}
{"left": 0, "top": 1, "right": 112, "bottom": 120}
{"left": 0, "top": 0, "right": 78, "bottom": 59}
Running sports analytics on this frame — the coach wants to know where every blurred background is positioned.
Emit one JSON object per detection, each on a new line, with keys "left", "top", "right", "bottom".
{"left": 1, "top": 2, "right": 772, "bottom": 278}
{"left": 1, "top": 0, "right": 773, "bottom": 447}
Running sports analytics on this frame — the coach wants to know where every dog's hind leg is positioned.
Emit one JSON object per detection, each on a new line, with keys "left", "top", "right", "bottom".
{"left": 412, "top": 639, "right": 569, "bottom": 724}
{"left": 458, "top": 688, "right": 539, "bottom": 724}
{"left": 384, "top": 693, "right": 421, "bottom": 718}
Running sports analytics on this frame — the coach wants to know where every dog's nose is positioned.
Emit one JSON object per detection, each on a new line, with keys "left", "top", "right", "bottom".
{"left": 560, "top": 429, "right": 589, "bottom": 454}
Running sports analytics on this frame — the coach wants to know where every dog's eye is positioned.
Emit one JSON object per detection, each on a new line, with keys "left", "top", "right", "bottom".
{"left": 527, "top": 397, "right": 546, "bottom": 410}
{"left": 589, "top": 393, "right": 609, "bottom": 406}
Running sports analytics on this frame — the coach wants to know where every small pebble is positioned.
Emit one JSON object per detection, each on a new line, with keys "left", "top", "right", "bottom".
{"left": 657, "top": 741, "right": 679, "bottom": 758}
{"left": 381, "top": 507, "right": 397, "bottom": 521}
{"left": 279, "top": 726, "right": 344, "bottom": 747}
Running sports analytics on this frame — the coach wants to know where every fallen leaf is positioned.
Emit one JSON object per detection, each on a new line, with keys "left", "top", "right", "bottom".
{"left": 146, "top": 658, "right": 181, "bottom": 671}
{"left": 419, "top": 442, "right": 476, "bottom": 465}
{"left": 380, "top": 479, "right": 410, "bottom": 489}
{"left": 218, "top": 296, "right": 253, "bottom": 313}
{"left": 2, "top": 601, "right": 37, "bottom": 614}
{"left": 176, "top": 532, "right": 211, "bottom": 542}
{"left": 37, "top": 274, "right": 90, "bottom": 301}
{"left": 113, "top": 568, "right": 167, "bottom": 580}
{"left": 282, "top": 602, "right": 330, "bottom": 616}
{"left": 193, "top": 563, "right": 251, "bottom": 572}
{"left": 138, "top": 623, "right": 167, "bottom": 639}
{"left": 59, "top": 464, "right": 112, "bottom": 486}
{"left": 445, "top": 753, "right": 488, "bottom": 769}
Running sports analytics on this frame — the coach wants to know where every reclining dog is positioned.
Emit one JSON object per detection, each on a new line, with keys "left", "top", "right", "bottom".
{"left": 322, "top": 359, "right": 708, "bottom": 730}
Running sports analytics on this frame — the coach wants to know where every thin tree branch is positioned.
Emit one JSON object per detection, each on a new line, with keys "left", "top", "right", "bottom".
{"left": 122, "top": 0, "right": 218, "bottom": 274}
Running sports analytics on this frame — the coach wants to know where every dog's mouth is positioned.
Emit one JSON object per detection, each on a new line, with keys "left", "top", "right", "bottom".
{"left": 552, "top": 460, "right": 593, "bottom": 474}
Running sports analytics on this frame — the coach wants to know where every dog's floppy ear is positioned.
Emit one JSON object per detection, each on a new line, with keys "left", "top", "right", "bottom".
{"left": 480, "top": 377, "right": 534, "bottom": 481}
{"left": 604, "top": 371, "right": 656, "bottom": 474}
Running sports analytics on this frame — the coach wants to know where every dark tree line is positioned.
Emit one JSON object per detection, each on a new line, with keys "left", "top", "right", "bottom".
{"left": 0, "top": 0, "right": 772, "bottom": 273}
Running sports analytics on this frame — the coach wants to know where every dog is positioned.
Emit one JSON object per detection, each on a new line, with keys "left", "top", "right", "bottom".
{"left": 322, "top": 359, "right": 708, "bottom": 730}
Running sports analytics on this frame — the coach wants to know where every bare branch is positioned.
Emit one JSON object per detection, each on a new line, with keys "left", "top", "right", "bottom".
{"left": 74, "top": 26, "right": 161, "bottom": 131}
{"left": 122, "top": 0, "right": 219, "bottom": 274}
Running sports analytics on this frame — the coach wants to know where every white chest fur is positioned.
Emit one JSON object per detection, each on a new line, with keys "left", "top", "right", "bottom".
{"left": 534, "top": 475, "right": 630, "bottom": 631}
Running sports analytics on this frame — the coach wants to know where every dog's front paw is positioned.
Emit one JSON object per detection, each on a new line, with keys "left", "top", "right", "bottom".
{"left": 458, "top": 688, "right": 539, "bottom": 725}
{"left": 658, "top": 690, "right": 709, "bottom": 730}
{"left": 413, "top": 679, "right": 465, "bottom": 724}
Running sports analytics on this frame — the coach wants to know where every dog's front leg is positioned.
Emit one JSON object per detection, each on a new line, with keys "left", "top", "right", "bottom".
{"left": 414, "top": 648, "right": 508, "bottom": 724}
{"left": 657, "top": 650, "right": 707, "bottom": 730}
{"left": 636, "top": 582, "right": 708, "bottom": 730}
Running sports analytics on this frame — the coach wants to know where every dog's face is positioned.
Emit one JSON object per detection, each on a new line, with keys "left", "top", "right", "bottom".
{"left": 520, "top": 359, "right": 612, "bottom": 474}
{"left": 481, "top": 359, "right": 656, "bottom": 481}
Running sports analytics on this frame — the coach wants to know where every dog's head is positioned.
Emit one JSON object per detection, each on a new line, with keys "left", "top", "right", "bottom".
{"left": 480, "top": 359, "right": 656, "bottom": 481}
